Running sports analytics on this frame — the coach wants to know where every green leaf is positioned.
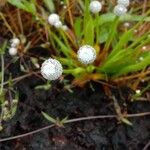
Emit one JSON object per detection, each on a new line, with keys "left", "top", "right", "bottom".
{"left": 121, "top": 118, "right": 132, "bottom": 126}
{"left": 43, "top": 0, "right": 55, "bottom": 12}
{"left": 84, "top": 16, "right": 94, "bottom": 45}
{"left": 7, "top": 0, "right": 36, "bottom": 15}
{"left": 99, "top": 26, "right": 109, "bottom": 43}
{"left": 42, "top": 112, "right": 56, "bottom": 124}
{"left": 74, "top": 17, "right": 83, "bottom": 41}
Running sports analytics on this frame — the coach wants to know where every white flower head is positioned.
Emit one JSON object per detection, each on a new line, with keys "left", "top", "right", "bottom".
{"left": 54, "top": 20, "right": 63, "bottom": 28}
{"left": 48, "top": 13, "right": 60, "bottom": 26}
{"left": 77, "top": 45, "right": 96, "bottom": 65}
{"left": 10, "top": 38, "right": 20, "bottom": 48}
{"left": 117, "top": 0, "right": 130, "bottom": 7}
{"left": 89, "top": 0, "right": 102, "bottom": 14}
{"left": 8, "top": 47, "right": 18, "bottom": 56}
{"left": 114, "top": 4, "right": 127, "bottom": 16}
{"left": 41, "top": 58, "right": 63, "bottom": 80}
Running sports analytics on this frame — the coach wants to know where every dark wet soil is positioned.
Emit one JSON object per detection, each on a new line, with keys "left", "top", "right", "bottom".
{"left": 0, "top": 48, "right": 149, "bottom": 150}
{"left": 0, "top": 72, "right": 150, "bottom": 150}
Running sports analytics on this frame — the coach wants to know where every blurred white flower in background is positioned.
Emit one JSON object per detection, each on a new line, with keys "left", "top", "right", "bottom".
{"left": 48, "top": 13, "right": 60, "bottom": 26}
{"left": 10, "top": 38, "right": 20, "bottom": 48}
{"left": 114, "top": 4, "right": 127, "bottom": 16}
{"left": 89, "top": 0, "right": 102, "bottom": 14}
{"left": 8, "top": 47, "right": 18, "bottom": 56}
{"left": 54, "top": 20, "right": 63, "bottom": 29}
{"left": 117, "top": 0, "right": 130, "bottom": 7}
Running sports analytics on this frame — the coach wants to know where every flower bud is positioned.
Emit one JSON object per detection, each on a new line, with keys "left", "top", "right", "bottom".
{"left": 77, "top": 45, "right": 96, "bottom": 65}
{"left": 54, "top": 20, "right": 63, "bottom": 28}
{"left": 10, "top": 38, "right": 20, "bottom": 47}
{"left": 8, "top": 47, "right": 17, "bottom": 56}
{"left": 62, "top": 25, "right": 68, "bottom": 31}
{"left": 41, "top": 58, "right": 63, "bottom": 80}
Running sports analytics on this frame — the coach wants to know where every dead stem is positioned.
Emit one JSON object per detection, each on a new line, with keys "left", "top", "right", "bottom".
{"left": 143, "top": 139, "right": 150, "bottom": 150}
{"left": 0, "top": 124, "right": 55, "bottom": 142}
{"left": 3, "top": 71, "right": 41, "bottom": 86}
{"left": 114, "top": 69, "right": 150, "bottom": 82}
{"left": 66, "top": 0, "right": 74, "bottom": 27}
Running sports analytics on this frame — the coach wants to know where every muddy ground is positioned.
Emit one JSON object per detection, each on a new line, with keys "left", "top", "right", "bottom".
{"left": 0, "top": 58, "right": 150, "bottom": 150}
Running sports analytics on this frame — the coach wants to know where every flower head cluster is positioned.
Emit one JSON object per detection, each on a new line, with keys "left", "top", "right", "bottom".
{"left": 114, "top": 0, "right": 130, "bottom": 16}
{"left": 9, "top": 38, "right": 20, "bottom": 56}
{"left": 77, "top": 45, "right": 97, "bottom": 65}
{"left": 41, "top": 58, "right": 63, "bottom": 80}
{"left": 89, "top": 0, "right": 102, "bottom": 14}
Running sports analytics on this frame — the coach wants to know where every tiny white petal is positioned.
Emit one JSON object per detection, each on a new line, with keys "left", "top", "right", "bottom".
{"left": 117, "top": 0, "right": 130, "bottom": 7}
{"left": 114, "top": 4, "right": 127, "bottom": 16}
{"left": 10, "top": 38, "right": 20, "bottom": 47}
{"left": 9, "top": 47, "right": 18, "bottom": 56}
{"left": 48, "top": 13, "right": 60, "bottom": 26}
{"left": 89, "top": 0, "right": 102, "bottom": 14}
{"left": 41, "top": 58, "right": 63, "bottom": 80}
{"left": 54, "top": 21, "right": 63, "bottom": 28}
{"left": 77, "top": 45, "right": 96, "bottom": 65}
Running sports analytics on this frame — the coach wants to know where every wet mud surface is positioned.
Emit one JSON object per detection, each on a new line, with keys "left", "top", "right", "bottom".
{"left": 0, "top": 74, "right": 150, "bottom": 150}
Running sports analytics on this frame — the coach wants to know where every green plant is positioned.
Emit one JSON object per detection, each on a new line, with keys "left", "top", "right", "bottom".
{"left": 0, "top": 41, "right": 19, "bottom": 131}
{"left": 5, "top": 0, "right": 150, "bottom": 85}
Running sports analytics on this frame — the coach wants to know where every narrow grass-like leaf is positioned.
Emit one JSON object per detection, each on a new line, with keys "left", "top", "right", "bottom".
{"left": 43, "top": 0, "right": 55, "bottom": 12}
{"left": 42, "top": 112, "right": 56, "bottom": 123}
{"left": 8, "top": 0, "right": 36, "bottom": 15}
{"left": 84, "top": 16, "right": 94, "bottom": 45}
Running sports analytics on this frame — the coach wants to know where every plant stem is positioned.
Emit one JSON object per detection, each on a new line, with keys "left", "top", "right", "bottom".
{"left": 0, "top": 112, "right": 150, "bottom": 142}
{"left": 0, "top": 54, "right": 4, "bottom": 94}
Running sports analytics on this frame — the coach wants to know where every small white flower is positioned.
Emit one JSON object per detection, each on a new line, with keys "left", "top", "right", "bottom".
{"left": 77, "top": 45, "right": 96, "bottom": 65}
{"left": 117, "top": 0, "right": 130, "bottom": 7}
{"left": 54, "top": 20, "right": 63, "bottom": 28}
{"left": 48, "top": 13, "right": 60, "bottom": 26}
{"left": 114, "top": 4, "right": 127, "bottom": 16}
{"left": 89, "top": 0, "right": 102, "bottom": 14}
{"left": 136, "top": 90, "right": 141, "bottom": 94}
{"left": 10, "top": 38, "right": 20, "bottom": 47}
{"left": 41, "top": 58, "right": 63, "bottom": 80}
{"left": 8, "top": 47, "right": 18, "bottom": 56}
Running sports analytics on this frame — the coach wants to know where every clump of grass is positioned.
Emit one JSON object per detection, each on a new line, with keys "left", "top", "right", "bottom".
{"left": 3, "top": 0, "right": 150, "bottom": 87}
